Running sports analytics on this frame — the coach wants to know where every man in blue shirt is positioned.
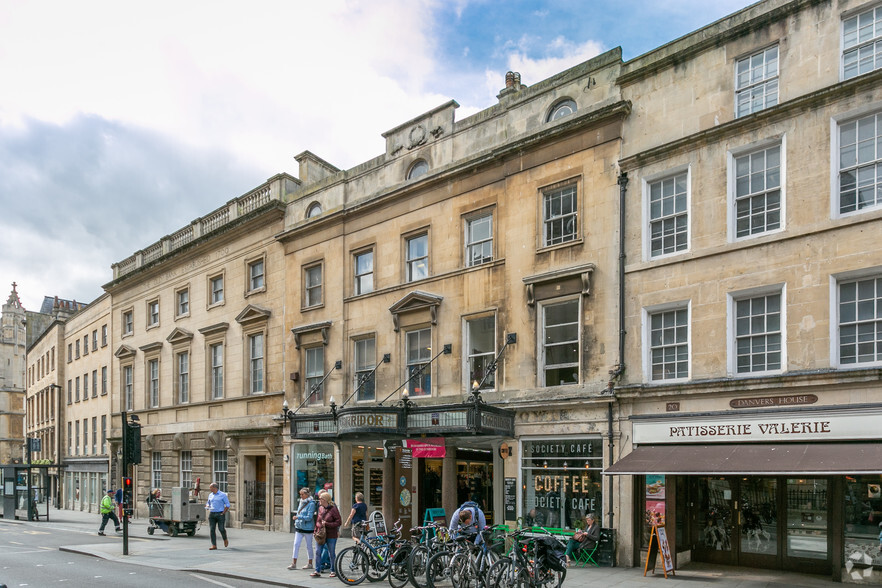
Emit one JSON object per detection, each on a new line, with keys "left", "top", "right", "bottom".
{"left": 205, "top": 482, "right": 231, "bottom": 550}
{"left": 449, "top": 501, "right": 487, "bottom": 545}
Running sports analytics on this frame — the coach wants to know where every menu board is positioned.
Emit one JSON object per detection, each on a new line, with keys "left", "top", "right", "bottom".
{"left": 504, "top": 477, "right": 517, "bottom": 521}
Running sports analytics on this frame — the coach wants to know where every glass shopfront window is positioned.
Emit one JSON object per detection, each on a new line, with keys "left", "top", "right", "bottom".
{"left": 521, "top": 438, "right": 603, "bottom": 530}
{"left": 786, "top": 478, "right": 827, "bottom": 560}
{"left": 293, "top": 443, "right": 336, "bottom": 500}
{"left": 845, "top": 474, "right": 882, "bottom": 569}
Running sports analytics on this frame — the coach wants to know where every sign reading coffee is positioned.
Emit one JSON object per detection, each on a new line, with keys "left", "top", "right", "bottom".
{"left": 521, "top": 439, "right": 603, "bottom": 530}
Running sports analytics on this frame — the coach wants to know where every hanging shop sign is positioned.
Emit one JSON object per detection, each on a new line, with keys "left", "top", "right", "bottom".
{"left": 404, "top": 438, "right": 446, "bottom": 458}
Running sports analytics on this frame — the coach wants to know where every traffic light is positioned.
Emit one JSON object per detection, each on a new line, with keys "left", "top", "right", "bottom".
{"left": 124, "top": 419, "right": 142, "bottom": 465}
{"left": 122, "top": 476, "right": 133, "bottom": 516}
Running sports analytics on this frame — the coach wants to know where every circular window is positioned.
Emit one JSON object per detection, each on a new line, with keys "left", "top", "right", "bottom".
{"left": 407, "top": 159, "right": 429, "bottom": 180}
{"left": 547, "top": 99, "right": 577, "bottom": 122}
{"left": 306, "top": 202, "right": 322, "bottom": 218}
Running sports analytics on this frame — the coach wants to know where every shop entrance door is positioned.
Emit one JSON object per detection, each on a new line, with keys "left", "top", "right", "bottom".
{"left": 690, "top": 476, "right": 829, "bottom": 574}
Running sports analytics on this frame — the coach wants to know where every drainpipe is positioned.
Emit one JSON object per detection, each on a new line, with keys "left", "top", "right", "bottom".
{"left": 606, "top": 172, "right": 628, "bottom": 529}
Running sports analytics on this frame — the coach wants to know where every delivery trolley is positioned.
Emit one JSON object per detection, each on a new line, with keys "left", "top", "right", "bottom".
{"left": 147, "top": 486, "right": 205, "bottom": 536}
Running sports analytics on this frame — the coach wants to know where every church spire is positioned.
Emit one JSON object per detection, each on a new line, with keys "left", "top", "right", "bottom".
{"left": 5, "top": 282, "right": 23, "bottom": 310}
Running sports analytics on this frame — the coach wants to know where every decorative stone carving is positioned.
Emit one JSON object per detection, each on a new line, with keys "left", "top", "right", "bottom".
{"left": 407, "top": 125, "right": 427, "bottom": 150}
{"left": 430, "top": 126, "right": 444, "bottom": 139}
{"left": 206, "top": 430, "right": 224, "bottom": 450}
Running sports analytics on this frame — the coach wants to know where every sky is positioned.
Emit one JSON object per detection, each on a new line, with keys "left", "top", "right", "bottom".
{"left": 0, "top": 0, "right": 754, "bottom": 313}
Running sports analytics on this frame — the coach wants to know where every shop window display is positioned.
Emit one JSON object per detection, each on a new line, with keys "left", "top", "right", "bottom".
{"left": 845, "top": 475, "right": 882, "bottom": 571}
{"left": 293, "top": 443, "right": 335, "bottom": 500}
{"left": 521, "top": 439, "right": 603, "bottom": 530}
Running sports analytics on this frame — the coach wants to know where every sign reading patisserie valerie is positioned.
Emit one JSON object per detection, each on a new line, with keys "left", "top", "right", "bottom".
{"left": 633, "top": 408, "right": 881, "bottom": 444}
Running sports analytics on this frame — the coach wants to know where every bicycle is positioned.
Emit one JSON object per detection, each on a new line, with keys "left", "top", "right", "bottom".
{"left": 336, "top": 520, "right": 405, "bottom": 585}
{"left": 426, "top": 526, "right": 504, "bottom": 588}
{"left": 408, "top": 522, "right": 453, "bottom": 588}
{"left": 486, "top": 528, "right": 566, "bottom": 588}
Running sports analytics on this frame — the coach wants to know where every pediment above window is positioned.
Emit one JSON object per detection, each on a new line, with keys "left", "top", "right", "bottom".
{"left": 198, "top": 322, "right": 229, "bottom": 337}
{"left": 114, "top": 344, "right": 137, "bottom": 359}
{"left": 291, "top": 320, "right": 332, "bottom": 349}
{"left": 235, "top": 304, "right": 272, "bottom": 325}
{"left": 166, "top": 327, "right": 194, "bottom": 345}
{"left": 522, "top": 263, "right": 595, "bottom": 306}
{"left": 139, "top": 341, "right": 163, "bottom": 353}
{"left": 389, "top": 290, "right": 443, "bottom": 332}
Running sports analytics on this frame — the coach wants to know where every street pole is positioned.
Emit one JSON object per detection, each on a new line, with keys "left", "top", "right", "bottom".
{"left": 121, "top": 411, "right": 129, "bottom": 555}
{"left": 26, "top": 438, "right": 32, "bottom": 521}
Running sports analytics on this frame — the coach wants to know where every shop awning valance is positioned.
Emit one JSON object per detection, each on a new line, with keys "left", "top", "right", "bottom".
{"left": 603, "top": 443, "right": 882, "bottom": 475}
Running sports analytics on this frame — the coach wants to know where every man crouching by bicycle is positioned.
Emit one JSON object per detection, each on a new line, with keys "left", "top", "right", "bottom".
{"left": 449, "top": 500, "right": 486, "bottom": 545}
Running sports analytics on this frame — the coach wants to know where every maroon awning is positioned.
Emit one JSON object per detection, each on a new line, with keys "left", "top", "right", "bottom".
{"left": 604, "top": 443, "right": 882, "bottom": 475}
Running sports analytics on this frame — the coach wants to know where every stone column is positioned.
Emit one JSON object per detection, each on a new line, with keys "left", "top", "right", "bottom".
{"left": 441, "top": 445, "right": 457, "bottom": 519}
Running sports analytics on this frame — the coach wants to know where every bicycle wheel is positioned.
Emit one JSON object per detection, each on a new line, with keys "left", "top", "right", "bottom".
{"left": 534, "top": 565, "right": 565, "bottom": 588}
{"left": 337, "top": 546, "right": 369, "bottom": 585}
{"left": 366, "top": 545, "right": 391, "bottom": 582}
{"left": 449, "top": 552, "right": 476, "bottom": 588}
{"left": 407, "top": 545, "right": 430, "bottom": 588}
{"left": 425, "top": 550, "right": 455, "bottom": 588}
{"left": 388, "top": 543, "right": 413, "bottom": 588}
{"left": 486, "top": 558, "right": 514, "bottom": 588}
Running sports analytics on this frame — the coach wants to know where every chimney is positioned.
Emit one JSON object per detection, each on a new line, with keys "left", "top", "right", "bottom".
{"left": 498, "top": 71, "right": 525, "bottom": 101}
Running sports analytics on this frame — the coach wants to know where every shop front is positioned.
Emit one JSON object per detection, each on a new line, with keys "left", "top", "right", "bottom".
{"left": 286, "top": 398, "right": 514, "bottom": 535}
{"left": 606, "top": 404, "right": 882, "bottom": 581}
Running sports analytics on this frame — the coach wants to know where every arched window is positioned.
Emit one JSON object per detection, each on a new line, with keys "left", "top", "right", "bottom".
{"left": 547, "top": 99, "right": 577, "bottom": 122}
{"left": 306, "top": 202, "right": 322, "bottom": 218}
{"left": 407, "top": 159, "right": 429, "bottom": 180}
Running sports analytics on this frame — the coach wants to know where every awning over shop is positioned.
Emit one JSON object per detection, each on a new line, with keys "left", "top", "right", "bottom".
{"left": 604, "top": 443, "right": 882, "bottom": 475}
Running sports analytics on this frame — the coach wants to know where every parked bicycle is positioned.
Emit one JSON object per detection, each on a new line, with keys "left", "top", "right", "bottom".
{"left": 426, "top": 526, "right": 505, "bottom": 588}
{"left": 336, "top": 520, "right": 405, "bottom": 585}
{"left": 486, "top": 528, "right": 566, "bottom": 588}
{"left": 407, "top": 522, "right": 454, "bottom": 588}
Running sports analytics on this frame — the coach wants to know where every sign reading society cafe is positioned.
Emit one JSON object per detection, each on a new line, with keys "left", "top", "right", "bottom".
{"left": 633, "top": 407, "right": 882, "bottom": 445}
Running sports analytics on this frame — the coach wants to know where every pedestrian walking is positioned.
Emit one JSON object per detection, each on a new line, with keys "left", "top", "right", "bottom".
{"left": 310, "top": 491, "right": 341, "bottom": 578}
{"left": 289, "top": 487, "right": 317, "bottom": 570}
{"left": 205, "top": 482, "right": 230, "bottom": 550}
{"left": 98, "top": 489, "right": 121, "bottom": 536}
{"left": 343, "top": 492, "right": 367, "bottom": 541}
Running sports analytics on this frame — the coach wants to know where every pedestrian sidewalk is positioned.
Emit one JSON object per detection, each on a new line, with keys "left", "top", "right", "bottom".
{"left": 2, "top": 508, "right": 843, "bottom": 587}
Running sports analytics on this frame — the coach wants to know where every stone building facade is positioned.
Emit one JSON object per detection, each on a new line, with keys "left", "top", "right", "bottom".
{"left": 0, "top": 285, "right": 27, "bottom": 466}
{"left": 103, "top": 174, "right": 299, "bottom": 530}
{"left": 605, "top": 0, "right": 882, "bottom": 581}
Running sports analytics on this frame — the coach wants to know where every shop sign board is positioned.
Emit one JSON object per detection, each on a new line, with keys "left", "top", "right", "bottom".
{"left": 633, "top": 407, "right": 882, "bottom": 444}
{"left": 504, "top": 477, "right": 517, "bottom": 521}
{"left": 404, "top": 438, "right": 446, "bottom": 458}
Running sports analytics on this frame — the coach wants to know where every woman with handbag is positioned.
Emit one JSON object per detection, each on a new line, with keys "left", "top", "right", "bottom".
{"left": 289, "top": 488, "right": 316, "bottom": 570}
{"left": 311, "top": 491, "right": 342, "bottom": 578}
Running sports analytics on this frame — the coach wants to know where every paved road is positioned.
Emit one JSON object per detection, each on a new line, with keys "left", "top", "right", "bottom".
{"left": 0, "top": 523, "right": 268, "bottom": 588}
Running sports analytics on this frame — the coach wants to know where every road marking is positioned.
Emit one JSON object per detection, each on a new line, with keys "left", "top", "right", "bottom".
{"left": 10, "top": 541, "right": 23, "bottom": 545}
{"left": 189, "top": 573, "right": 237, "bottom": 587}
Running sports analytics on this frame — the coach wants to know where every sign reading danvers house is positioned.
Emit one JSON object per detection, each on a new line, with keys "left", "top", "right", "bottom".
{"left": 633, "top": 407, "right": 882, "bottom": 444}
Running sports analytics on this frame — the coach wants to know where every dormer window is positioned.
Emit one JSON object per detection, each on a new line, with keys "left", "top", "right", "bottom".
{"left": 547, "top": 99, "right": 577, "bottom": 122}
{"left": 407, "top": 159, "right": 429, "bottom": 180}
{"left": 306, "top": 202, "right": 322, "bottom": 218}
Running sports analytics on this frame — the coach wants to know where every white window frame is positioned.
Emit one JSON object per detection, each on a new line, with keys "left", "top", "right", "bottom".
{"left": 177, "top": 351, "right": 189, "bottom": 404}
{"left": 180, "top": 451, "right": 193, "bottom": 490}
{"left": 122, "top": 309, "right": 134, "bottom": 336}
{"left": 147, "top": 358, "right": 160, "bottom": 408}
{"left": 305, "top": 346, "right": 324, "bottom": 405}
{"left": 405, "top": 233, "right": 429, "bottom": 283}
{"left": 727, "top": 136, "right": 786, "bottom": 241}
{"left": 726, "top": 284, "right": 786, "bottom": 377}
{"left": 210, "top": 342, "right": 224, "bottom": 399}
{"left": 464, "top": 314, "right": 496, "bottom": 391}
{"left": 831, "top": 267, "right": 882, "bottom": 368}
{"left": 209, "top": 274, "right": 225, "bottom": 306}
{"left": 405, "top": 327, "right": 432, "bottom": 397}
{"left": 354, "top": 336, "right": 376, "bottom": 402}
{"left": 734, "top": 44, "right": 779, "bottom": 118}
{"left": 643, "top": 166, "right": 691, "bottom": 260}
{"left": 354, "top": 249, "right": 374, "bottom": 296}
{"left": 541, "top": 183, "right": 579, "bottom": 248}
{"left": 176, "top": 287, "right": 190, "bottom": 317}
{"left": 147, "top": 299, "right": 160, "bottom": 328}
{"left": 304, "top": 263, "right": 323, "bottom": 308}
{"left": 832, "top": 108, "right": 882, "bottom": 217}
{"left": 123, "top": 365, "right": 133, "bottom": 410}
{"left": 842, "top": 5, "right": 882, "bottom": 80}
{"left": 465, "top": 213, "right": 494, "bottom": 267}
{"left": 643, "top": 301, "right": 691, "bottom": 384}
{"left": 247, "top": 257, "right": 266, "bottom": 293}
{"left": 101, "top": 366, "right": 107, "bottom": 396}
{"left": 538, "top": 297, "right": 581, "bottom": 387}
{"left": 248, "top": 332, "right": 265, "bottom": 394}
{"left": 213, "top": 450, "right": 228, "bottom": 493}
{"left": 151, "top": 452, "right": 162, "bottom": 490}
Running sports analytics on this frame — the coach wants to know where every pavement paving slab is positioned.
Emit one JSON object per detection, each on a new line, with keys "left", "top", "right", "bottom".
{"left": 1, "top": 508, "right": 850, "bottom": 587}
